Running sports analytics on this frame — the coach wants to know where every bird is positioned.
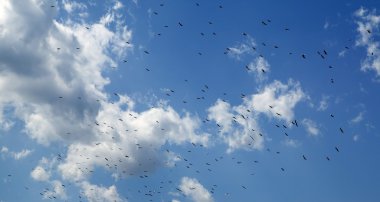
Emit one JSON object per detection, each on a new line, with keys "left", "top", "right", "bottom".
{"left": 302, "top": 155, "right": 307, "bottom": 160}
{"left": 178, "top": 22, "right": 183, "bottom": 27}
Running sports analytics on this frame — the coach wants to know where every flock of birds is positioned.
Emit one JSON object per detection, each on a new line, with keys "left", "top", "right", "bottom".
{"left": 4, "top": 1, "right": 368, "bottom": 201}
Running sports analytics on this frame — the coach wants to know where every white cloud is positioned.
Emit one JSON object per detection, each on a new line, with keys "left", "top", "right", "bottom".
{"left": 302, "top": 118, "right": 320, "bottom": 137}
{"left": 81, "top": 181, "right": 125, "bottom": 202}
{"left": 0, "top": 146, "right": 33, "bottom": 160}
{"left": 207, "top": 100, "right": 233, "bottom": 134}
{"left": 58, "top": 98, "right": 209, "bottom": 182}
{"left": 207, "top": 79, "right": 305, "bottom": 152}
{"left": 338, "top": 49, "right": 347, "bottom": 57}
{"left": 0, "top": 1, "right": 212, "bottom": 200}
{"left": 247, "top": 57, "right": 270, "bottom": 81}
{"left": 317, "top": 95, "right": 329, "bottom": 111}
{"left": 12, "top": 149, "right": 33, "bottom": 160}
{"left": 178, "top": 177, "right": 214, "bottom": 202}
{"left": 31, "top": 165, "right": 50, "bottom": 182}
{"left": 355, "top": 7, "right": 380, "bottom": 77}
{"left": 249, "top": 79, "right": 305, "bottom": 122}
{"left": 283, "top": 138, "right": 301, "bottom": 148}
{"left": 62, "top": 0, "right": 87, "bottom": 14}
{"left": 207, "top": 99, "right": 264, "bottom": 153}
{"left": 227, "top": 36, "right": 256, "bottom": 60}
{"left": 350, "top": 112, "right": 364, "bottom": 124}
{"left": 0, "top": 0, "right": 133, "bottom": 146}
{"left": 42, "top": 180, "right": 67, "bottom": 200}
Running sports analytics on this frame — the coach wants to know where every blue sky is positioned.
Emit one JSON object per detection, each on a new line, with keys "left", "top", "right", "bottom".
{"left": 1, "top": 0, "right": 380, "bottom": 202}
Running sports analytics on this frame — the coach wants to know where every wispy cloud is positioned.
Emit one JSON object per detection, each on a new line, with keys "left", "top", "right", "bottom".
{"left": 317, "top": 95, "right": 329, "bottom": 111}
{"left": 350, "top": 111, "right": 364, "bottom": 124}
{"left": 247, "top": 57, "right": 270, "bottom": 82}
{"left": 302, "top": 118, "right": 320, "bottom": 137}
{"left": 283, "top": 138, "right": 301, "bottom": 148}
{"left": 0, "top": 146, "right": 33, "bottom": 160}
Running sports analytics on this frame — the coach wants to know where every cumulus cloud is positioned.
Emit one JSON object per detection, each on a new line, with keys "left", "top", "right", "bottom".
{"left": 302, "top": 118, "right": 320, "bottom": 137}
{"left": 31, "top": 165, "right": 51, "bottom": 182}
{"left": 58, "top": 97, "right": 209, "bottom": 182}
{"left": 355, "top": 7, "right": 380, "bottom": 77}
{"left": 0, "top": 0, "right": 211, "bottom": 200}
{"left": 249, "top": 79, "right": 305, "bottom": 122}
{"left": 42, "top": 180, "right": 68, "bottom": 200}
{"left": 0, "top": 0, "right": 132, "bottom": 146}
{"left": 207, "top": 99, "right": 264, "bottom": 153}
{"left": 81, "top": 181, "right": 125, "bottom": 202}
{"left": 178, "top": 177, "right": 213, "bottom": 202}
{"left": 208, "top": 79, "right": 305, "bottom": 152}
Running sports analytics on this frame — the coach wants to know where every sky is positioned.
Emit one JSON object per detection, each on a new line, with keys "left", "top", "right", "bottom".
{"left": 1, "top": 0, "right": 380, "bottom": 202}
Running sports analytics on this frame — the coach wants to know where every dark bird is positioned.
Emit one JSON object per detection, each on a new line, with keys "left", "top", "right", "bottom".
{"left": 302, "top": 155, "right": 307, "bottom": 160}
{"left": 261, "top": 21, "right": 267, "bottom": 26}
{"left": 339, "top": 127, "right": 344, "bottom": 134}
{"left": 301, "top": 54, "right": 306, "bottom": 59}
{"left": 178, "top": 22, "right": 183, "bottom": 27}
{"left": 144, "top": 50, "right": 150, "bottom": 54}
{"left": 281, "top": 167, "right": 285, "bottom": 171}
{"left": 326, "top": 156, "right": 330, "bottom": 161}
{"left": 335, "top": 146, "right": 340, "bottom": 152}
